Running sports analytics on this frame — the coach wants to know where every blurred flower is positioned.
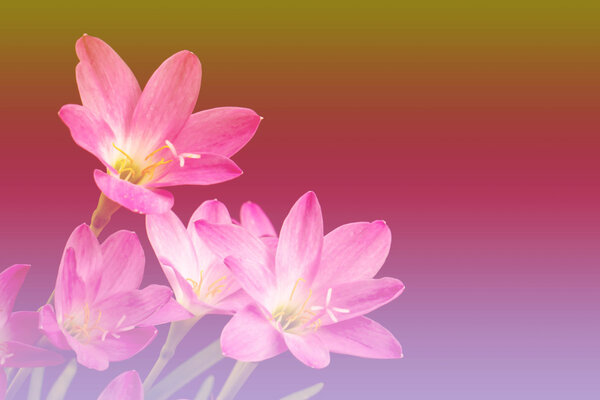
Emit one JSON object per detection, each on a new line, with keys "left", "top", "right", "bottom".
{"left": 196, "top": 191, "right": 404, "bottom": 368}
{"left": 0, "top": 264, "right": 64, "bottom": 371}
{"left": 97, "top": 370, "right": 143, "bottom": 400}
{"left": 59, "top": 34, "right": 261, "bottom": 217}
{"left": 39, "top": 224, "right": 174, "bottom": 370}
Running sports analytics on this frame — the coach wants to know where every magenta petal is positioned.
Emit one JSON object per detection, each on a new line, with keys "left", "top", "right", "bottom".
{"left": 58, "top": 104, "right": 116, "bottom": 168}
{"left": 240, "top": 201, "right": 277, "bottom": 238}
{"left": 316, "top": 221, "right": 392, "bottom": 288}
{"left": 2, "top": 341, "right": 64, "bottom": 368}
{"left": 3, "top": 311, "right": 41, "bottom": 345}
{"left": 149, "top": 153, "right": 242, "bottom": 187}
{"left": 75, "top": 35, "right": 141, "bottom": 138}
{"left": 38, "top": 305, "right": 70, "bottom": 351}
{"left": 189, "top": 199, "right": 232, "bottom": 226}
{"left": 55, "top": 248, "right": 86, "bottom": 319}
{"left": 316, "top": 316, "right": 402, "bottom": 359}
{"left": 97, "top": 230, "right": 145, "bottom": 301}
{"left": 0, "top": 264, "right": 29, "bottom": 327}
{"left": 174, "top": 107, "right": 261, "bottom": 157}
{"left": 94, "top": 169, "right": 174, "bottom": 214}
{"left": 275, "top": 191, "right": 323, "bottom": 291}
{"left": 283, "top": 332, "right": 330, "bottom": 369}
{"left": 140, "top": 297, "right": 194, "bottom": 326}
{"left": 96, "top": 326, "right": 157, "bottom": 362}
{"left": 224, "top": 256, "right": 276, "bottom": 306}
{"left": 161, "top": 264, "right": 213, "bottom": 316}
{"left": 221, "top": 304, "right": 286, "bottom": 362}
{"left": 63, "top": 224, "right": 102, "bottom": 298}
{"left": 130, "top": 50, "right": 201, "bottom": 154}
{"left": 97, "top": 370, "right": 143, "bottom": 400}
{"left": 65, "top": 334, "right": 109, "bottom": 370}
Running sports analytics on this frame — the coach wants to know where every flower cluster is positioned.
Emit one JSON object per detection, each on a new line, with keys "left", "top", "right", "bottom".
{"left": 1, "top": 35, "right": 404, "bottom": 399}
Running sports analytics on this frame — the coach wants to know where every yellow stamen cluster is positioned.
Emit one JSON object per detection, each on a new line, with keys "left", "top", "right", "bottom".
{"left": 63, "top": 303, "right": 104, "bottom": 342}
{"left": 186, "top": 271, "right": 229, "bottom": 300}
{"left": 111, "top": 143, "right": 173, "bottom": 184}
{"left": 271, "top": 278, "right": 321, "bottom": 332}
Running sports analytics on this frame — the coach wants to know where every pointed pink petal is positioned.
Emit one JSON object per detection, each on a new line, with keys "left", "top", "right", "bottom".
{"left": 2, "top": 341, "right": 64, "bottom": 368}
{"left": 38, "top": 305, "right": 71, "bottom": 351}
{"left": 59, "top": 104, "right": 116, "bottom": 168}
{"left": 283, "top": 332, "right": 330, "bottom": 369}
{"left": 75, "top": 35, "right": 141, "bottom": 137}
{"left": 65, "top": 334, "right": 109, "bottom": 370}
{"left": 0, "top": 368, "right": 5, "bottom": 400}
{"left": 189, "top": 199, "right": 232, "bottom": 226}
{"left": 129, "top": 50, "right": 201, "bottom": 154}
{"left": 149, "top": 153, "right": 242, "bottom": 187}
{"left": 139, "top": 297, "right": 194, "bottom": 326}
{"left": 94, "top": 169, "right": 174, "bottom": 214}
{"left": 275, "top": 192, "right": 323, "bottom": 291}
{"left": 160, "top": 263, "right": 216, "bottom": 316}
{"left": 221, "top": 304, "right": 286, "bottom": 362}
{"left": 315, "top": 221, "right": 391, "bottom": 288}
{"left": 174, "top": 107, "right": 261, "bottom": 157}
{"left": 316, "top": 316, "right": 402, "bottom": 359}
{"left": 62, "top": 224, "right": 102, "bottom": 301}
{"left": 314, "top": 278, "right": 404, "bottom": 326}
{"left": 240, "top": 202, "right": 277, "bottom": 238}
{"left": 97, "top": 230, "right": 145, "bottom": 301}
{"left": 0, "top": 264, "right": 29, "bottom": 327}
{"left": 55, "top": 248, "right": 86, "bottom": 318}
{"left": 95, "top": 326, "right": 157, "bottom": 362}
{"left": 97, "top": 370, "right": 143, "bottom": 400}
{"left": 3, "top": 311, "right": 41, "bottom": 345}
{"left": 213, "top": 290, "right": 252, "bottom": 314}
{"left": 146, "top": 210, "right": 199, "bottom": 280}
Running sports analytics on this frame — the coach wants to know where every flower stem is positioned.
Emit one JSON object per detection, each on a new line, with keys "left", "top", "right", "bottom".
{"left": 280, "top": 382, "right": 325, "bottom": 400}
{"left": 90, "top": 193, "right": 120, "bottom": 237}
{"left": 194, "top": 375, "right": 215, "bottom": 400}
{"left": 6, "top": 367, "right": 32, "bottom": 400}
{"left": 216, "top": 361, "right": 259, "bottom": 400}
{"left": 26, "top": 367, "right": 44, "bottom": 400}
{"left": 143, "top": 315, "right": 202, "bottom": 392}
{"left": 46, "top": 358, "right": 77, "bottom": 400}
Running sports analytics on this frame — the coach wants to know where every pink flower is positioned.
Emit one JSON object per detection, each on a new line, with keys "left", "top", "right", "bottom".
{"left": 97, "top": 370, "right": 143, "bottom": 400}
{"left": 195, "top": 191, "right": 404, "bottom": 368}
{"left": 0, "top": 264, "right": 64, "bottom": 372}
{"left": 146, "top": 200, "right": 275, "bottom": 316}
{"left": 39, "top": 224, "right": 174, "bottom": 370}
{"left": 59, "top": 34, "right": 261, "bottom": 215}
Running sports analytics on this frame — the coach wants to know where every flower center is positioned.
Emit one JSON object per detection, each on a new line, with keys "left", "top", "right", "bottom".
{"left": 271, "top": 278, "right": 320, "bottom": 333}
{"left": 186, "top": 271, "right": 229, "bottom": 302}
{"left": 63, "top": 303, "right": 103, "bottom": 342}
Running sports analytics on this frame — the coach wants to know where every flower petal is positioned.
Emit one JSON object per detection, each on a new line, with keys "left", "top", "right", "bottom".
{"left": 97, "top": 230, "right": 145, "bottom": 301}
{"left": 146, "top": 210, "right": 199, "bottom": 280}
{"left": 94, "top": 169, "right": 174, "bottom": 214}
{"left": 2, "top": 311, "right": 41, "bottom": 345}
{"left": 283, "top": 332, "right": 330, "bottom": 369}
{"left": 221, "top": 304, "right": 286, "bottom": 362}
{"left": 98, "top": 370, "right": 143, "bottom": 400}
{"left": 139, "top": 297, "right": 194, "bottom": 326}
{"left": 161, "top": 264, "right": 213, "bottom": 316}
{"left": 316, "top": 316, "right": 402, "bottom": 359}
{"left": 38, "top": 305, "right": 71, "bottom": 351}
{"left": 59, "top": 104, "right": 116, "bottom": 168}
{"left": 95, "top": 326, "right": 157, "bottom": 363}
{"left": 75, "top": 35, "right": 141, "bottom": 138}
{"left": 2, "top": 341, "right": 64, "bottom": 368}
{"left": 62, "top": 224, "right": 103, "bottom": 301}
{"left": 0, "top": 264, "right": 29, "bottom": 327}
{"left": 65, "top": 334, "right": 109, "bottom": 370}
{"left": 55, "top": 248, "right": 86, "bottom": 319}
{"left": 129, "top": 50, "right": 201, "bottom": 154}
{"left": 240, "top": 201, "right": 277, "bottom": 238}
{"left": 275, "top": 192, "right": 323, "bottom": 291}
{"left": 223, "top": 256, "right": 276, "bottom": 307}
{"left": 174, "top": 107, "right": 261, "bottom": 157}
{"left": 149, "top": 153, "right": 242, "bottom": 187}
{"left": 315, "top": 221, "right": 391, "bottom": 288}
{"left": 189, "top": 199, "right": 232, "bottom": 226}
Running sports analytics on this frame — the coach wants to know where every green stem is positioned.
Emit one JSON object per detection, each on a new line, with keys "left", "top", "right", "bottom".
{"left": 90, "top": 193, "right": 120, "bottom": 237}
{"left": 26, "top": 368, "right": 44, "bottom": 400}
{"left": 194, "top": 375, "right": 215, "bottom": 400}
{"left": 280, "top": 382, "right": 325, "bottom": 400}
{"left": 216, "top": 361, "right": 259, "bottom": 400}
{"left": 143, "top": 316, "right": 202, "bottom": 392}
{"left": 6, "top": 367, "right": 32, "bottom": 400}
{"left": 46, "top": 358, "right": 77, "bottom": 400}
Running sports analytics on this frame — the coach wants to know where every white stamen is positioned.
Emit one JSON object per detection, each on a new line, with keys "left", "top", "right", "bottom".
{"left": 116, "top": 315, "right": 127, "bottom": 329}
{"left": 326, "top": 288, "right": 332, "bottom": 306}
{"left": 310, "top": 305, "right": 324, "bottom": 311}
{"left": 326, "top": 309, "right": 338, "bottom": 323}
{"left": 332, "top": 307, "right": 350, "bottom": 313}
{"left": 165, "top": 140, "right": 178, "bottom": 158}
{"left": 101, "top": 331, "right": 109, "bottom": 341}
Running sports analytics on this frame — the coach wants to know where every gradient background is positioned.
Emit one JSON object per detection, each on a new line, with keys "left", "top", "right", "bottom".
{"left": 1, "top": 1, "right": 599, "bottom": 399}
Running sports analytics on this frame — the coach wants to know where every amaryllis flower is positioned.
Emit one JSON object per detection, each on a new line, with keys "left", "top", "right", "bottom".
{"left": 146, "top": 200, "right": 275, "bottom": 316}
{"left": 195, "top": 191, "right": 404, "bottom": 368}
{"left": 59, "top": 34, "right": 261, "bottom": 218}
{"left": 0, "top": 264, "right": 64, "bottom": 375}
{"left": 39, "top": 224, "right": 174, "bottom": 370}
{"left": 97, "top": 370, "right": 143, "bottom": 400}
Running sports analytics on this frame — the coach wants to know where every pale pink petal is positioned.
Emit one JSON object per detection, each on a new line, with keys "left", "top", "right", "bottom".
{"left": 213, "top": 289, "right": 252, "bottom": 314}
{"left": 97, "top": 370, "right": 143, "bottom": 400}
{"left": 65, "top": 334, "right": 109, "bottom": 370}
{"left": 96, "top": 327, "right": 157, "bottom": 362}
{"left": 139, "top": 297, "right": 194, "bottom": 326}
{"left": 316, "top": 316, "right": 402, "bottom": 359}
{"left": 130, "top": 50, "right": 201, "bottom": 154}
{"left": 149, "top": 153, "right": 242, "bottom": 187}
{"left": 0, "top": 264, "right": 29, "bottom": 327}
{"left": 58, "top": 104, "right": 116, "bottom": 168}
{"left": 3, "top": 311, "right": 41, "bottom": 345}
{"left": 75, "top": 35, "right": 141, "bottom": 137}
{"left": 315, "top": 221, "right": 391, "bottom": 288}
{"left": 146, "top": 210, "right": 199, "bottom": 280}
{"left": 313, "top": 278, "right": 404, "bottom": 326}
{"left": 189, "top": 199, "right": 232, "bottom": 226}
{"left": 97, "top": 230, "right": 145, "bottom": 301}
{"left": 63, "top": 224, "right": 102, "bottom": 300}
{"left": 94, "top": 169, "right": 174, "bottom": 214}
{"left": 275, "top": 192, "right": 323, "bottom": 291}
{"left": 0, "top": 368, "right": 5, "bottom": 400}
{"left": 283, "top": 332, "right": 330, "bottom": 369}
{"left": 240, "top": 201, "right": 277, "bottom": 238}
{"left": 223, "top": 256, "right": 276, "bottom": 307}
{"left": 55, "top": 248, "right": 86, "bottom": 318}
{"left": 174, "top": 107, "right": 261, "bottom": 157}
{"left": 2, "top": 341, "right": 64, "bottom": 368}
{"left": 38, "top": 305, "right": 70, "bottom": 351}
{"left": 221, "top": 304, "right": 286, "bottom": 362}
{"left": 161, "top": 263, "right": 213, "bottom": 316}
